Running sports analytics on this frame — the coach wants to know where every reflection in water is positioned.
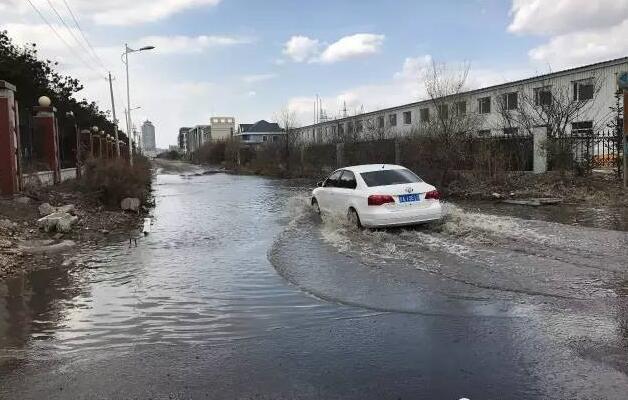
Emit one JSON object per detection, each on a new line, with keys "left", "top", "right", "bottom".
{"left": 0, "top": 174, "right": 369, "bottom": 363}
{"left": 0, "top": 266, "right": 87, "bottom": 366}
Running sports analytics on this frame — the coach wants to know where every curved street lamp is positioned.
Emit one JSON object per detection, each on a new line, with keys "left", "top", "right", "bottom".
{"left": 122, "top": 44, "right": 155, "bottom": 165}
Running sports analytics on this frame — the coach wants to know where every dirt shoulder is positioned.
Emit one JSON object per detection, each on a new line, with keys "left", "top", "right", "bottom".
{"left": 0, "top": 182, "right": 144, "bottom": 281}
{"left": 152, "top": 158, "right": 206, "bottom": 174}
{"left": 442, "top": 171, "right": 627, "bottom": 207}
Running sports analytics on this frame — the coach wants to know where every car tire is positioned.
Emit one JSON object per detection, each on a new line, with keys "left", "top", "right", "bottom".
{"left": 311, "top": 198, "right": 321, "bottom": 214}
{"left": 347, "top": 208, "right": 362, "bottom": 229}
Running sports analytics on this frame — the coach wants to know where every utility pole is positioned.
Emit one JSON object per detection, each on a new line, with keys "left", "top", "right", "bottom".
{"left": 124, "top": 44, "right": 133, "bottom": 166}
{"left": 619, "top": 72, "right": 628, "bottom": 188}
{"left": 107, "top": 72, "right": 120, "bottom": 157}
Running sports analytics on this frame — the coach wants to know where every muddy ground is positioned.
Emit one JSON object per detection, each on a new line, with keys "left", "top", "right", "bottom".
{"left": 445, "top": 170, "right": 628, "bottom": 206}
{"left": 0, "top": 182, "right": 144, "bottom": 281}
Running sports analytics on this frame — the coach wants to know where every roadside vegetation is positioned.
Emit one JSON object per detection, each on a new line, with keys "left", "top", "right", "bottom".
{"left": 78, "top": 156, "right": 153, "bottom": 207}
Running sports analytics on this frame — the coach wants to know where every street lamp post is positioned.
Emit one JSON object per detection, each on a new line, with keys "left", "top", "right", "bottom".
{"left": 122, "top": 43, "right": 155, "bottom": 166}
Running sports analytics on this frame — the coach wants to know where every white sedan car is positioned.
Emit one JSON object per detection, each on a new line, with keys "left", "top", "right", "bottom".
{"left": 311, "top": 164, "right": 442, "bottom": 228}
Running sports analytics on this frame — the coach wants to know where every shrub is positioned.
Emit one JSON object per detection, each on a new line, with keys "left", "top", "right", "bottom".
{"left": 81, "top": 156, "right": 152, "bottom": 207}
{"left": 193, "top": 140, "right": 227, "bottom": 165}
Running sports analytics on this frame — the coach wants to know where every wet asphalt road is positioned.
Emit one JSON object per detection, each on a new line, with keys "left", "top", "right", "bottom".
{"left": 0, "top": 172, "right": 627, "bottom": 399}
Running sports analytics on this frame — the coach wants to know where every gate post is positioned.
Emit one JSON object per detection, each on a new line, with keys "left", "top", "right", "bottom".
{"left": 394, "top": 138, "right": 401, "bottom": 165}
{"left": 33, "top": 97, "right": 61, "bottom": 184}
{"left": 533, "top": 127, "right": 548, "bottom": 174}
{"left": 336, "top": 142, "right": 344, "bottom": 168}
{"left": 0, "top": 81, "right": 22, "bottom": 195}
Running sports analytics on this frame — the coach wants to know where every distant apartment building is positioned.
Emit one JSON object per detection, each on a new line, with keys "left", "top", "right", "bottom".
{"left": 234, "top": 120, "right": 285, "bottom": 145}
{"left": 210, "top": 117, "right": 235, "bottom": 140}
{"left": 141, "top": 120, "right": 156, "bottom": 152}
{"left": 294, "top": 56, "right": 628, "bottom": 144}
{"left": 178, "top": 127, "right": 191, "bottom": 152}
{"left": 186, "top": 125, "right": 211, "bottom": 153}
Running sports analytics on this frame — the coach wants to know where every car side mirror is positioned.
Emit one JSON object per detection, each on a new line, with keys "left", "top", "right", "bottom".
{"left": 317, "top": 181, "right": 324, "bottom": 187}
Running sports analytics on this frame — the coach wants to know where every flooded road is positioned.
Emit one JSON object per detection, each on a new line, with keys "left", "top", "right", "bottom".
{"left": 1, "top": 172, "right": 627, "bottom": 399}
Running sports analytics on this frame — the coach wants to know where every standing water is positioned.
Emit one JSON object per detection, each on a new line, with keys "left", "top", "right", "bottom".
{"left": 0, "top": 171, "right": 627, "bottom": 399}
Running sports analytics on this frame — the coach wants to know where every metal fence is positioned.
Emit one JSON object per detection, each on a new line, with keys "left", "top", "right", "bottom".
{"left": 548, "top": 130, "right": 622, "bottom": 172}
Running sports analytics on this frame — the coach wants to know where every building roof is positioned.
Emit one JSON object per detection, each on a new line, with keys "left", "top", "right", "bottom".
{"left": 239, "top": 123, "right": 253, "bottom": 132}
{"left": 245, "top": 120, "right": 284, "bottom": 133}
{"left": 297, "top": 55, "right": 628, "bottom": 130}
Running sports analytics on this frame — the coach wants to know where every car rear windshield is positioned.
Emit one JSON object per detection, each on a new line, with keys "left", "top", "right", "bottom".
{"left": 360, "top": 169, "right": 423, "bottom": 187}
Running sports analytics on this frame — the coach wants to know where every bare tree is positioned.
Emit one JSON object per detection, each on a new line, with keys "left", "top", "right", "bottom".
{"left": 275, "top": 107, "right": 300, "bottom": 172}
{"left": 409, "top": 60, "right": 485, "bottom": 185}
{"left": 494, "top": 75, "right": 604, "bottom": 174}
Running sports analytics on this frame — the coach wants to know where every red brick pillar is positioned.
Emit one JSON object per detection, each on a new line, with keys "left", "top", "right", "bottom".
{"left": 0, "top": 81, "right": 22, "bottom": 195}
{"left": 33, "top": 103, "right": 61, "bottom": 184}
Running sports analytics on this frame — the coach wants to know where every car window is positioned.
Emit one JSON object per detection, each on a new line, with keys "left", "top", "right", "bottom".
{"left": 338, "top": 170, "right": 357, "bottom": 189}
{"left": 324, "top": 170, "right": 342, "bottom": 187}
{"left": 360, "top": 169, "right": 423, "bottom": 187}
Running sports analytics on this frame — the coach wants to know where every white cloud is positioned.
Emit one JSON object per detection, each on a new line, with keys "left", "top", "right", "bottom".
{"left": 394, "top": 55, "right": 433, "bottom": 80}
{"left": 133, "top": 35, "right": 253, "bottom": 55}
{"left": 508, "top": 0, "right": 628, "bottom": 36}
{"left": 508, "top": 0, "right": 628, "bottom": 69}
{"left": 318, "top": 33, "right": 385, "bottom": 64}
{"left": 82, "top": 0, "right": 222, "bottom": 26}
{"left": 528, "top": 19, "right": 628, "bottom": 69}
{"left": 242, "top": 74, "right": 277, "bottom": 83}
{"left": 0, "top": 0, "right": 222, "bottom": 26}
{"left": 283, "top": 35, "right": 320, "bottom": 62}
{"left": 285, "top": 55, "right": 532, "bottom": 126}
{"left": 282, "top": 33, "right": 385, "bottom": 64}
{"left": 1, "top": 23, "right": 73, "bottom": 53}
{"left": 247, "top": 91, "right": 257, "bottom": 97}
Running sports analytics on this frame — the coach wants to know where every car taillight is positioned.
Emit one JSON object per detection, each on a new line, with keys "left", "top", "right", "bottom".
{"left": 368, "top": 194, "right": 395, "bottom": 206}
{"left": 425, "top": 190, "right": 440, "bottom": 200}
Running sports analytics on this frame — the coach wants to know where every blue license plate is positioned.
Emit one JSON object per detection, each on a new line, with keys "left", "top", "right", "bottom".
{"left": 398, "top": 194, "right": 420, "bottom": 203}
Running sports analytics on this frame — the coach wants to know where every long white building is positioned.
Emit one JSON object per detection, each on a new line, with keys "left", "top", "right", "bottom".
{"left": 295, "top": 56, "right": 627, "bottom": 144}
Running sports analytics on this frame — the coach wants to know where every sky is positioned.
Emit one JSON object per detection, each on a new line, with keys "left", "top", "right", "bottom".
{"left": 1, "top": 0, "right": 628, "bottom": 147}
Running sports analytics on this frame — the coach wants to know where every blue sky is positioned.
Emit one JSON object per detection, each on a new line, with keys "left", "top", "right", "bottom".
{"left": 1, "top": 0, "right": 627, "bottom": 146}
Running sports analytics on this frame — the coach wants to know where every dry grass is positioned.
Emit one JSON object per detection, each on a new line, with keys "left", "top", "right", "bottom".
{"left": 79, "top": 156, "right": 152, "bottom": 207}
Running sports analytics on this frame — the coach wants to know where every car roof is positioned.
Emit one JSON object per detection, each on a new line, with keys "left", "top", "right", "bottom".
{"left": 338, "top": 164, "right": 406, "bottom": 174}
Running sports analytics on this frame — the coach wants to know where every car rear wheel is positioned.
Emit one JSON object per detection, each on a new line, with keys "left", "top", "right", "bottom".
{"left": 311, "top": 198, "right": 321, "bottom": 214}
{"left": 347, "top": 208, "right": 362, "bottom": 229}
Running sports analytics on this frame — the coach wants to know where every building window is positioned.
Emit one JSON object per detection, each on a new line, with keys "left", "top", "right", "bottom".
{"left": 241, "top": 134, "right": 250, "bottom": 141}
{"left": 503, "top": 92, "right": 518, "bottom": 110}
{"left": 403, "top": 111, "right": 412, "bottom": 124}
{"left": 339, "top": 124, "right": 345, "bottom": 135}
{"left": 420, "top": 108, "right": 430, "bottom": 122}
{"left": 437, "top": 104, "right": 448, "bottom": 120}
{"left": 478, "top": 97, "right": 491, "bottom": 114}
{"left": 378, "top": 116, "right": 385, "bottom": 129}
{"left": 455, "top": 101, "right": 466, "bottom": 115}
{"left": 477, "top": 129, "right": 491, "bottom": 137}
{"left": 263, "top": 135, "right": 268, "bottom": 142}
{"left": 347, "top": 121, "right": 354, "bottom": 134}
{"left": 388, "top": 113, "right": 397, "bottom": 126}
{"left": 356, "top": 120, "right": 363, "bottom": 133}
{"left": 573, "top": 79, "right": 594, "bottom": 101}
{"left": 272, "top": 135, "right": 278, "bottom": 142}
{"left": 503, "top": 127, "right": 519, "bottom": 136}
{"left": 572, "top": 121, "right": 593, "bottom": 135}
{"left": 534, "top": 87, "right": 552, "bottom": 106}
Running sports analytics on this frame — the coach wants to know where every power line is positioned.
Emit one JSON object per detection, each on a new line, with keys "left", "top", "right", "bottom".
{"left": 24, "top": 0, "right": 102, "bottom": 76}
{"left": 45, "top": 0, "right": 106, "bottom": 73}
{"left": 59, "top": 0, "right": 108, "bottom": 72}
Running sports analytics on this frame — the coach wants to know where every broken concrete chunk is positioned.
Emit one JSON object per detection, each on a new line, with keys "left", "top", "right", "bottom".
{"left": 56, "top": 215, "right": 79, "bottom": 233}
{"left": 56, "top": 204, "right": 76, "bottom": 214}
{"left": 38, "top": 202, "right": 56, "bottom": 216}
{"left": 37, "top": 212, "right": 78, "bottom": 233}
